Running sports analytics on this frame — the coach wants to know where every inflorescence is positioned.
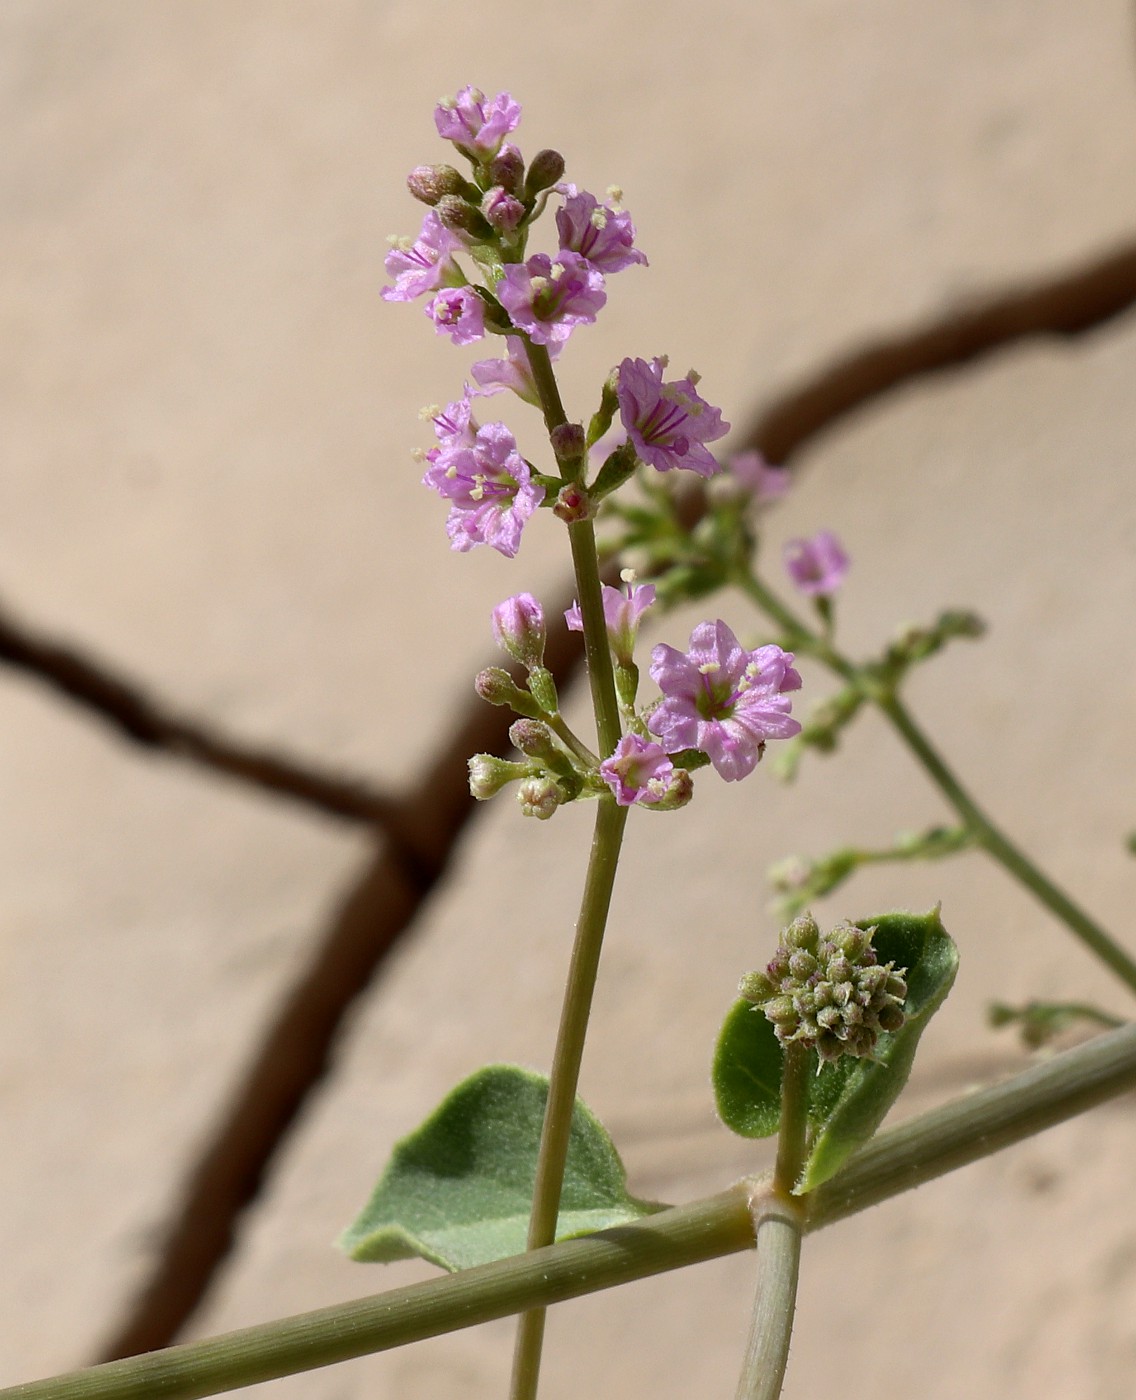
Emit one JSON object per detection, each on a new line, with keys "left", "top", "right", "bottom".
{"left": 739, "top": 913, "right": 908, "bottom": 1063}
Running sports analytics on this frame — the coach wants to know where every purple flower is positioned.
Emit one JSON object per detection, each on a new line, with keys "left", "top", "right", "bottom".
{"left": 497, "top": 252, "right": 606, "bottom": 346}
{"left": 556, "top": 186, "right": 648, "bottom": 273}
{"left": 381, "top": 211, "right": 466, "bottom": 303}
{"left": 648, "top": 621, "right": 801, "bottom": 782}
{"left": 617, "top": 357, "right": 729, "bottom": 477}
{"left": 422, "top": 421, "right": 544, "bottom": 557}
{"left": 565, "top": 580, "right": 656, "bottom": 666}
{"left": 482, "top": 186, "right": 526, "bottom": 234}
{"left": 599, "top": 735, "right": 674, "bottom": 807}
{"left": 470, "top": 336, "right": 559, "bottom": 406}
{"left": 426, "top": 286, "right": 486, "bottom": 345}
{"left": 729, "top": 450, "right": 791, "bottom": 504}
{"left": 491, "top": 593, "right": 546, "bottom": 668}
{"left": 427, "top": 393, "right": 479, "bottom": 447}
{"left": 784, "top": 530, "right": 850, "bottom": 597}
{"left": 434, "top": 87, "right": 522, "bottom": 159}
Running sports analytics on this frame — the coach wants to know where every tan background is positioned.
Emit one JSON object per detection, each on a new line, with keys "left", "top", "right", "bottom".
{"left": 2, "top": 4, "right": 1135, "bottom": 1396}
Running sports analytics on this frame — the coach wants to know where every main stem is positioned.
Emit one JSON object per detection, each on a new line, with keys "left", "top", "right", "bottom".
{"left": 736, "top": 1044, "right": 810, "bottom": 1400}
{"left": 739, "top": 572, "right": 1136, "bottom": 997}
{"left": 23, "top": 1023, "right": 1134, "bottom": 1400}
{"left": 510, "top": 341, "right": 628, "bottom": 1400}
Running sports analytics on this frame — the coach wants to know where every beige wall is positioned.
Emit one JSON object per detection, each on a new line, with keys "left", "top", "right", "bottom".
{"left": 2, "top": 5, "right": 1134, "bottom": 1396}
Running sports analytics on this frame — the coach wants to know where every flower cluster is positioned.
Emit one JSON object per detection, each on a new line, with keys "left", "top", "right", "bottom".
{"left": 739, "top": 914, "right": 908, "bottom": 1063}
{"left": 386, "top": 87, "right": 737, "bottom": 557}
{"left": 391, "top": 90, "right": 804, "bottom": 815}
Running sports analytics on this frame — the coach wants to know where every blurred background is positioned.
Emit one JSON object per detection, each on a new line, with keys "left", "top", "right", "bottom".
{"left": 2, "top": 4, "right": 1135, "bottom": 1396}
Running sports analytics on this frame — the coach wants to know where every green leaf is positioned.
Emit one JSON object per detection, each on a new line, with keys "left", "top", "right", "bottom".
{"left": 338, "top": 1065, "right": 663, "bottom": 1272}
{"left": 713, "top": 998, "right": 785, "bottom": 1138}
{"left": 798, "top": 907, "right": 958, "bottom": 1192}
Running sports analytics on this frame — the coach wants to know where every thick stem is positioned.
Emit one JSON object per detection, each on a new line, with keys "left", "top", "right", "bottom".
{"left": 734, "top": 1197, "right": 804, "bottom": 1400}
{"left": 739, "top": 571, "right": 1136, "bottom": 997}
{"left": 12, "top": 1023, "right": 1135, "bottom": 1400}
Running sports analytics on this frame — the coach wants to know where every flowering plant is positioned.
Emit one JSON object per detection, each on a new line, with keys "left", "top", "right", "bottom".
{"left": 12, "top": 83, "right": 1135, "bottom": 1400}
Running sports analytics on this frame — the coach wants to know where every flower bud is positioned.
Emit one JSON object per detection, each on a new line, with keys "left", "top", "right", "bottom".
{"left": 468, "top": 754, "right": 529, "bottom": 800}
{"left": 739, "top": 970, "right": 775, "bottom": 1003}
{"left": 482, "top": 186, "right": 526, "bottom": 233}
{"left": 491, "top": 594, "right": 546, "bottom": 669}
{"left": 784, "top": 913, "right": 820, "bottom": 952}
{"left": 517, "top": 775, "right": 567, "bottom": 820}
{"left": 407, "top": 164, "right": 470, "bottom": 206}
{"left": 488, "top": 143, "right": 526, "bottom": 193}
{"left": 509, "top": 718, "right": 557, "bottom": 759}
{"left": 524, "top": 148, "right": 566, "bottom": 196}
{"left": 553, "top": 483, "right": 593, "bottom": 524}
{"left": 435, "top": 194, "right": 492, "bottom": 238}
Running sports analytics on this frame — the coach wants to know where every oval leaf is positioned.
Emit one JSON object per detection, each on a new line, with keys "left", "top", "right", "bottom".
{"left": 338, "top": 1065, "right": 663, "bottom": 1272}
{"left": 798, "top": 907, "right": 959, "bottom": 1192}
{"left": 713, "top": 997, "right": 785, "bottom": 1138}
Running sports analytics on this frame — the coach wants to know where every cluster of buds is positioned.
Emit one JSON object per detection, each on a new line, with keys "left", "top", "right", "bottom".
{"left": 739, "top": 914, "right": 908, "bottom": 1063}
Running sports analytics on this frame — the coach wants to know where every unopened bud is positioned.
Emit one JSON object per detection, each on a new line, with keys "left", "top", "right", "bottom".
{"left": 488, "top": 143, "right": 526, "bottom": 194}
{"left": 509, "top": 718, "right": 557, "bottom": 759}
{"left": 482, "top": 186, "right": 526, "bottom": 233}
{"left": 407, "top": 164, "right": 469, "bottom": 206}
{"left": 739, "top": 970, "right": 775, "bottom": 1003}
{"left": 491, "top": 594, "right": 546, "bottom": 669}
{"left": 524, "top": 148, "right": 566, "bottom": 196}
{"left": 784, "top": 913, "right": 820, "bottom": 952}
{"left": 553, "top": 483, "right": 593, "bottom": 524}
{"left": 517, "top": 775, "right": 567, "bottom": 820}
{"left": 468, "top": 754, "right": 529, "bottom": 800}
{"left": 435, "top": 194, "right": 491, "bottom": 238}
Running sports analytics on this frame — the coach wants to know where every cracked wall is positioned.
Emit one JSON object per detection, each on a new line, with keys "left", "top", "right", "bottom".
{"left": 2, "top": 5, "right": 1135, "bottom": 1397}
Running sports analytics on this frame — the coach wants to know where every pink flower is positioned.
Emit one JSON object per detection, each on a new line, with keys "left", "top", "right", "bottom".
{"left": 599, "top": 735, "right": 674, "bottom": 806}
{"left": 729, "top": 450, "right": 791, "bottom": 504}
{"left": 556, "top": 187, "right": 647, "bottom": 273}
{"left": 428, "top": 393, "right": 479, "bottom": 448}
{"left": 471, "top": 337, "right": 559, "bottom": 407}
{"left": 565, "top": 581, "right": 656, "bottom": 666}
{"left": 617, "top": 357, "right": 728, "bottom": 477}
{"left": 784, "top": 530, "right": 850, "bottom": 597}
{"left": 422, "top": 422, "right": 544, "bottom": 557}
{"left": 434, "top": 87, "right": 522, "bottom": 159}
{"left": 497, "top": 252, "right": 606, "bottom": 346}
{"left": 648, "top": 621, "right": 801, "bottom": 782}
{"left": 381, "top": 211, "right": 465, "bottom": 303}
{"left": 491, "top": 594, "right": 546, "bottom": 668}
{"left": 426, "top": 287, "right": 486, "bottom": 345}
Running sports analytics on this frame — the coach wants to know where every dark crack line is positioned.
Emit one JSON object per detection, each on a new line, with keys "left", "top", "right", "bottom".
{"left": 0, "top": 600, "right": 400, "bottom": 828}
{"left": 87, "top": 231, "right": 1136, "bottom": 1360}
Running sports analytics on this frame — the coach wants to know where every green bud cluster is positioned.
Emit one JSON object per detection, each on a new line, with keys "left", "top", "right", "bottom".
{"left": 739, "top": 913, "right": 908, "bottom": 1063}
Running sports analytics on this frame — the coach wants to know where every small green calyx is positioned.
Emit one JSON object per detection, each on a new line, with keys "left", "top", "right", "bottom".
{"left": 740, "top": 913, "right": 908, "bottom": 1064}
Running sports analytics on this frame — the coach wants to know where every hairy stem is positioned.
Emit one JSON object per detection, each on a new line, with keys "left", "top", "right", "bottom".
{"left": 11, "top": 1023, "right": 1135, "bottom": 1400}
{"left": 739, "top": 571, "right": 1136, "bottom": 996}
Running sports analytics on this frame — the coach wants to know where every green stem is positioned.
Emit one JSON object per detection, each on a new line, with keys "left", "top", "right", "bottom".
{"left": 735, "top": 1044, "right": 810, "bottom": 1400}
{"left": 879, "top": 693, "right": 1136, "bottom": 994}
{"left": 773, "top": 1044, "right": 810, "bottom": 1196}
{"left": 12, "top": 1023, "right": 1135, "bottom": 1400}
{"left": 509, "top": 796, "right": 628, "bottom": 1400}
{"left": 734, "top": 1196, "right": 803, "bottom": 1400}
{"left": 508, "top": 341, "right": 629, "bottom": 1400}
{"left": 739, "top": 571, "right": 1136, "bottom": 996}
